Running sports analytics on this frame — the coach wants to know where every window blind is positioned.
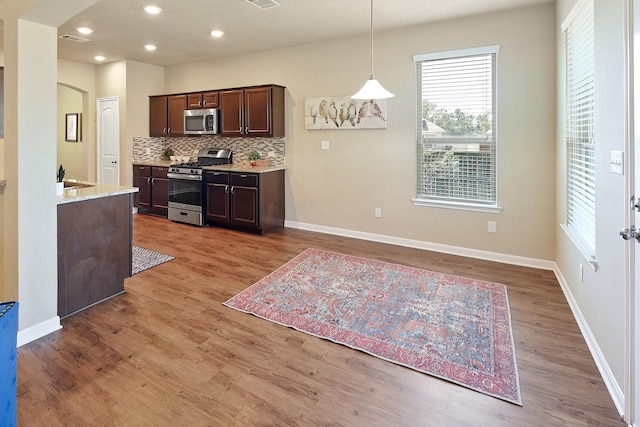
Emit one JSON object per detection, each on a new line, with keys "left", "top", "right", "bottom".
{"left": 564, "top": 0, "right": 595, "bottom": 255}
{"left": 415, "top": 46, "right": 498, "bottom": 205}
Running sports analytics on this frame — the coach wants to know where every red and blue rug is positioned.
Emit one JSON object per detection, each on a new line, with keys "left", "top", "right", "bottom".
{"left": 223, "top": 248, "right": 521, "bottom": 405}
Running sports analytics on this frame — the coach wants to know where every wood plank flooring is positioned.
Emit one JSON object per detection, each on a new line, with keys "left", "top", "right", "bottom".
{"left": 16, "top": 214, "right": 626, "bottom": 426}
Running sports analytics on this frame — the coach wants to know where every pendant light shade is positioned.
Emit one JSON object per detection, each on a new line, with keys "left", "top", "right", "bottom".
{"left": 352, "top": 0, "right": 394, "bottom": 100}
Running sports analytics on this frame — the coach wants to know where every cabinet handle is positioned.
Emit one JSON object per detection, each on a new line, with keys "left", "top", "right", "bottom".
{"left": 168, "top": 128, "right": 171, "bottom": 133}
{"left": 225, "top": 185, "right": 229, "bottom": 194}
{"left": 231, "top": 186, "right": 234, "bottom": 195}
{"left": 147, "top": 178, "right": 150, "bottom": 183}
{"left": 239, "top": 127, "right": 243, "bottom": 134}
{"left": 163, "top": 128, "right": 167, "bottom": 134}
{"left": 245, "top": 126, "right": 249, "bottom": 134}
{"left": 151, "top": 178, "right": 155, "bottom": 184}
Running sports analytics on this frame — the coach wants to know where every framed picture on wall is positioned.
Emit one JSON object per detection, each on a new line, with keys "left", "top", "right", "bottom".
{"left": 65, "top": 113, "right": 81, "bottom": 142}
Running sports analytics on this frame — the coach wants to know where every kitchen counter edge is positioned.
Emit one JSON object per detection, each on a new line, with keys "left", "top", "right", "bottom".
{"left": 132, "top": 160, "right": 172, "bottom": 167}
{"left": 57, "top": 181, "right": 139, "bottom": 205}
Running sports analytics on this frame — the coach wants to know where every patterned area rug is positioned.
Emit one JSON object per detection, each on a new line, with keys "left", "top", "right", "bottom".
{"left": 131, "top": 246, "right": 175, "bottom": 275}
{"left": 224, "top": 248, "right": 521, "bottom": 405}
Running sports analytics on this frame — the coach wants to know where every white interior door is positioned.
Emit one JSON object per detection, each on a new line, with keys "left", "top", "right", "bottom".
{"left": 97, "top": 96, "right": 120, "bottom": 185}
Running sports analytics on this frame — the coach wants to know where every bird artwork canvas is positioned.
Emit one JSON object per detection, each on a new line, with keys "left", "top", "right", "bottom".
{"left": 305, "top": 96, "right": 387, "bottom": 130}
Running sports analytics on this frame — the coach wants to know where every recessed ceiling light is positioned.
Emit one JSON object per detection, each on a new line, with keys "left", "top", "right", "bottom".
{"left": 95, "top": 55, "right": 105, "bottom": 62}
{"left": 210, "top": 30, "right": 224, "bottom": 38}
{"left": 143, "top": 5, "right": 162, "bottom": 14}
{"left": 144, "top": 44, "right": 157, "bottom": 51}
{"left": 76, "top": 27, "right": 93, "bottom": 34}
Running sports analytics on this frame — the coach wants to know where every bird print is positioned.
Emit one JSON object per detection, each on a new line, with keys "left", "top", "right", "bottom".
{"left": 369, "top": 99, "right": 386, "bottom": 121}
{"left": 318, "top": 99, "right": 329, "bottom": 124}
{"left": 310, "top": 105, "right": 318, "bottom": 124}
{"left": 357, "top": 101, "right": 369, "bottom": 124}
{"left": 347, "top": 101, "right": 357, "bottom": 126}
{"left": 339, "top": 103, "right": 348, "bottom": 126}
{"left": 328, "top": 102, "right": 339, "bottom": 127}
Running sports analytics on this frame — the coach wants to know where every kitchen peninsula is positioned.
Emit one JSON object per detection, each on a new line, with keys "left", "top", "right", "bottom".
{"left": 57, "top": 181, "right": 138, "bottom": 318}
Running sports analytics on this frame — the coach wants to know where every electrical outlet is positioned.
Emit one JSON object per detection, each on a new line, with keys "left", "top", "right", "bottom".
{"left": 488, "top": 221, "right": 497, "bottom": 233}
{"left": 375, "top": 208, "right": 382, "bottom": 218}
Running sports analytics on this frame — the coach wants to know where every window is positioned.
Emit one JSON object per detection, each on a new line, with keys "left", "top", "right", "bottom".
{"left": 413, "top": 45, "right": 499, "bottom": 210}
{"left": 562, "top": 0, "right": 595, "bottom": 260}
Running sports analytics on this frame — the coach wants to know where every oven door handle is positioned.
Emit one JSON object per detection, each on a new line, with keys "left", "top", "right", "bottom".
{"left": 167, "top": 173, "right": 202, "bottom": 181}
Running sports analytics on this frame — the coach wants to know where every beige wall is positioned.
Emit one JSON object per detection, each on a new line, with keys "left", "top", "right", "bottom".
{"left": 58, "top": 59, "right": 96, "bottom": 181}
{"left": 57, "top": 85, "right": 83, "bottom": 179}
{"left": 556, "top": 0, "right": 626, "bottom": 408}
{"left": 165, "top": 4, "right": 557, "bottom": 261}
{"left": 124, "top": 60, "right": 164, "bottom": 186}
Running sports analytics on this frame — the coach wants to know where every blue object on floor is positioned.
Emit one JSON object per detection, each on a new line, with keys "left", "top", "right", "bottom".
{"left": 0, "top": 302, "right": 18, "bottom": 427}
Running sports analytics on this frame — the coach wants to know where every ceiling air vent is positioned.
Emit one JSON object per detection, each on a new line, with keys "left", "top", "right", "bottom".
{"left": 246, "top": 0, "right": 281, "bottom": 10}
{"left": 59, "top": 34, "right": 91, "bottom": 43}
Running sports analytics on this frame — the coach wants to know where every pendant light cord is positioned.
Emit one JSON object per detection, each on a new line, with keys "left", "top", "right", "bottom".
{"left": 369, "top": 0, "right": 374, "bottom": 78}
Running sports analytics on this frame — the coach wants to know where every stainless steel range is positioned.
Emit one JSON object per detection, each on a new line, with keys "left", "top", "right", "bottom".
{"left": 167, "top": 148, "right": 232, "bottom": 226}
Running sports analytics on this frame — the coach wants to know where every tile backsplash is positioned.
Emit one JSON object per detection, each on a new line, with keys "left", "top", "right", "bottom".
{"left": 133, "top": 136, "right": 285, "bottom": 166}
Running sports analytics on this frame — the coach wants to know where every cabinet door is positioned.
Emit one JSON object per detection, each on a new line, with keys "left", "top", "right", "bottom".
{"left": 244, "top": 87, "right": 271, "bottom": 136}
{"left": 149, "top": 96, "right": 168, "bottom": 137}
{"left": 219, "top": 90, "right": 244, "bottom": 136}
{"left": 230, "top": 186, "right": 258, "bottom": 228}
{"left": 206, "top": 183, "right": 229, "bottom": 221}
{"left": 151, "top": 177, "right": 169, "bottom": 216}
{"left": 202, "top": 91, "right": 219, "bottom": 108}
{"left": 167, "top": 95, "right": 187, "bottom": 136}
{"left": 134, "top": 175, "right": 151, "bottom": 208}
{"left": 187, "top": 94, "right": 203, "bottom": 109}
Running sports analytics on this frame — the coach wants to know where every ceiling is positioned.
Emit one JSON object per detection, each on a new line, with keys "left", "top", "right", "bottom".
{"left": 49, "top": 0, "right": 553, "bottom": 67}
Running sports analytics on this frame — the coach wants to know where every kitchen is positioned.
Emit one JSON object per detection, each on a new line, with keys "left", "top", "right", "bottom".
{"left": 2, "top": 0, "right": 633, "bottom": 425}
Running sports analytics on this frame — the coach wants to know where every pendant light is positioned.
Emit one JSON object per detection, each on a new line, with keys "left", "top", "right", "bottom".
{"left": 352, "top": 0, "right": 394, "bottom": 99}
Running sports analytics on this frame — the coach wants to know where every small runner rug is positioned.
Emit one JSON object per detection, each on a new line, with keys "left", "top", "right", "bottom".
{"left": 131, "top": 246, "right": 175, "bottom": 275}
{"left": 223, "top": 248, "right": 521, "bottom": 405}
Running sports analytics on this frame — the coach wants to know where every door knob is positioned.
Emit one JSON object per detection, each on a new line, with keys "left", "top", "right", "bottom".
{"left": 620, "top": 226, "right": 639, "bottom": 241}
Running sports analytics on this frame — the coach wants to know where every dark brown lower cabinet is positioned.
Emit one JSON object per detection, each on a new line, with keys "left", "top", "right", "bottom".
{"left": 57, "top": 194, "right": 133, "bottom": 318}
{"left": 205, "top": 169, "right": 284, "bottom": 234}
{"left": 133, "top": 165, "right": 169, "bottom": 217}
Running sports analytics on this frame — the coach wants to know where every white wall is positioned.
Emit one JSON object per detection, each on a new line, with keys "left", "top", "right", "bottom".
{"left": 556, "top": 0, "right": 627, "bottom": 412}
{"left": 165, "top": 4, "right": 557, "bottom": 262}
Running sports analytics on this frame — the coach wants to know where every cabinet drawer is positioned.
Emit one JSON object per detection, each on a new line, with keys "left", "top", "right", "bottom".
{"left": 152, "top": 167, "right": 169, "bottom": 178}
{"left": 206, "top": 171, "right": 230, "bottom": 184}
{"left": 133, "top": 165, "right": 152, "bottom": 177}
{"left": 231, "top": 173, "right": 258, "bottom": 187}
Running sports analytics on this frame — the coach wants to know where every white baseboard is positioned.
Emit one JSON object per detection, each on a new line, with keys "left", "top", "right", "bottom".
{"left": 17, "top": 316, "right": 62, "bottom": 347}
{"left": 552, "top": 266, "right": 625, "bottom": 418}
{"left": 284, "top": 220, "right": 556, "bottom": 271}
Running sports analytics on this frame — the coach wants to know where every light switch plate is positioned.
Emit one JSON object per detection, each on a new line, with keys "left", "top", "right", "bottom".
{"left": 321, "top": 140, "right": 330, "bottom": 150}
{"left": 610, "top": 150, "right": 624, "bottom": 175}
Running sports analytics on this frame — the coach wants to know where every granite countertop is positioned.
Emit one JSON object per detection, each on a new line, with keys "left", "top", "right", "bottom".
{"left": 132, "top": 160, "right": 172, "bottom": 167}
{"left": 57, "top": 180, "right": 138, "bottom": 205}
{"left": 202, "top": 163, "right": 285, "bottom": 174}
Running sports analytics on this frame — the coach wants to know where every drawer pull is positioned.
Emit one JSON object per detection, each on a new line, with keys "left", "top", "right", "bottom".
{"left": 240, "top": 174, "right": 247, "bottom": 178}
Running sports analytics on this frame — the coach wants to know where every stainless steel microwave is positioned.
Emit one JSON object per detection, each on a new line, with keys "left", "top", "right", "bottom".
{"left": 184, "top": 108, "right": 219, "bottom": 135}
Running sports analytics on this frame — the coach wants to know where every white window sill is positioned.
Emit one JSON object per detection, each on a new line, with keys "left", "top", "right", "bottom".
{"left": 412, "top": 198, "right": 503, "bottom": 214}
{"left": 560, "top": 223, "right": 598, "bottom": 271}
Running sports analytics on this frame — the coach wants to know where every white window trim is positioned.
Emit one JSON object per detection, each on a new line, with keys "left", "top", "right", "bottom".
{"left": 561, "top": 0, "right": 597, "bottom": 265}
{"left": 414, "top": 44, "right": 501, "bottom": 212}
{"left": 412, "top": 198, "right": 503, "bottom": 214}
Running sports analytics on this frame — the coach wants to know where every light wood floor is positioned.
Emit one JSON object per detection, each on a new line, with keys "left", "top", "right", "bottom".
{"left": 17, "top": 214, "right": 626, "bottom": 426}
